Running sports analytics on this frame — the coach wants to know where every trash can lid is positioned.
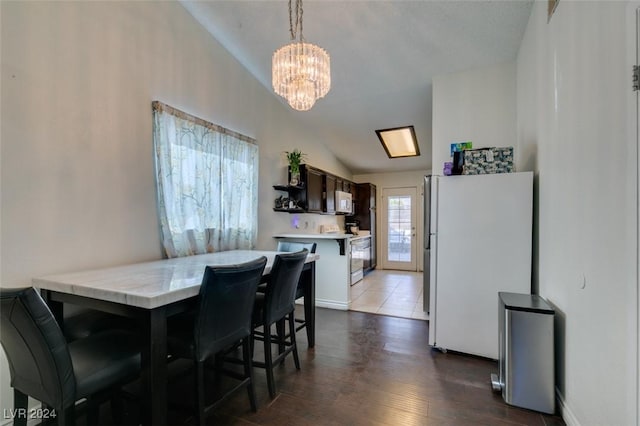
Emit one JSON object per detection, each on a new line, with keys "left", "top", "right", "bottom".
{"left": 499, "top": 292, "right": 554, "bottom": 314}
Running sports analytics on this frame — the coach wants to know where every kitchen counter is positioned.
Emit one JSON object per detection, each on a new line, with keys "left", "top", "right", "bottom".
{"left": 348, "top": 234, "right": 371, "bottom": 242}
{"left": 274, "top": 233, "right": 351, "bottom": 239}
{"left": 274, "top": 233, "right": 370, "bottom": 245}
{"left": 274, "top": 233, "right": 355, "bottom": 256}
{"left": 274, "top": 234, "right": 359, "bottom": 311}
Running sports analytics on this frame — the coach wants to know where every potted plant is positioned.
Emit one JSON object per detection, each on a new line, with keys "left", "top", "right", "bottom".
{"left": 285, "top": 149, "right": 306, "bottom": 186}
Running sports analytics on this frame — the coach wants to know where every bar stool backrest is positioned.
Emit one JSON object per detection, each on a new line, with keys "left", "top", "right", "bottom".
{"left": 277, "top": 241, "right": 317, "bottom": 254}
{"left": 0, "top": 287, "right": 76, "bottom": 410}
{"left": 194, "top": 256, "right": 267, "bottom": 362}
{"left": 262, "top": 250, "right": 308, "bottom": 325}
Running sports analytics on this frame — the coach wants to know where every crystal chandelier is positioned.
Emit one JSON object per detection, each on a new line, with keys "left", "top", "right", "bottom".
{"left": 272, "top": 0, "right": 330, "bottom": 111}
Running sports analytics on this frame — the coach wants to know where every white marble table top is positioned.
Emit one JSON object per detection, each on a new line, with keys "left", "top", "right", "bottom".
{"left": 33, "top": 250, "right": 320, "bottom": 309}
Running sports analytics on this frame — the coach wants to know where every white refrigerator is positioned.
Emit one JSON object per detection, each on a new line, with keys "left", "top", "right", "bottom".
{"left": 427, "top": 172, "right": 533, "bottom": 359}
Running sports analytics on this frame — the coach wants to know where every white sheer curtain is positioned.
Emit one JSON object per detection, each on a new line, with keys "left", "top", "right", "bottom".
{"left": 152, "top": 102, "right": 258, "bottom": 258}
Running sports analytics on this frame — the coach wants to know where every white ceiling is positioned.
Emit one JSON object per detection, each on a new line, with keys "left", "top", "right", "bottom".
{"left": 180, "top": 0, "right": 533, "bottom": 175}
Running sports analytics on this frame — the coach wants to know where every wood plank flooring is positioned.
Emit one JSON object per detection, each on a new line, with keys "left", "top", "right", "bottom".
{"left": 138, "top": 307, "right": 565, "bottom": 426}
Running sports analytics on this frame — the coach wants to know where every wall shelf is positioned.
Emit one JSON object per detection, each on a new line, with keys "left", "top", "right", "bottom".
{"left": 273, "top": 184, "right": 305, "bottom": 191}
{"left": 273, "top": 207, "right": 305, "bottom": 213}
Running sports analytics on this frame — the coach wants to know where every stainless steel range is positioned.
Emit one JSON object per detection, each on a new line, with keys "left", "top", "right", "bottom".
{"left": 349, "top": 238, "right": 367, "bottom": 285}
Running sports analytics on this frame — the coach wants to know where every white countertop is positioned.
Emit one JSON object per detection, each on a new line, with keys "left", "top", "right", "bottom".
{"left": 274, "top": 233, "right": 371, "bottom": 241}
{"left": 349, "top": 235, "right": 371, "bottom": 241}
{"left": 274, "top": 233, "right": 351, "bottom": 240}
{"left": 33, "top": 250, "right": 320, "bottom": 309}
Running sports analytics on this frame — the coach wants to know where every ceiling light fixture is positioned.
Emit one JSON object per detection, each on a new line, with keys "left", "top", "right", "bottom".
{"left": 376, "top": 126, "right": 421, "bottom": 158}
{"left": 272, "top": 0, "right": 330, "bottom": 111}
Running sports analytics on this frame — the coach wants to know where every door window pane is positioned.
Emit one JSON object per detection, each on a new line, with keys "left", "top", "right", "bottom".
{"left": 387, "top": 196, "right": 411, "bottom": 262}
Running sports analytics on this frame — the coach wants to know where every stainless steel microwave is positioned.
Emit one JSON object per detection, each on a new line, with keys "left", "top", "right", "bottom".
{"left": 335, "top": 190, "right": 353, "bottom": 214}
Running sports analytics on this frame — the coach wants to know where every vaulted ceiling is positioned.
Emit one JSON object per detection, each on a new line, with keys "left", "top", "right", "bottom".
{"left": 181, "top": 0, "right": 533, "bottom": 174}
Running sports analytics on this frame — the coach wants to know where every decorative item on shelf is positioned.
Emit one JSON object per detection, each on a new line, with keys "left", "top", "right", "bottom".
{"left": 272, "top": 0, "right": 331, "bottom": 111}
{"left": 450, "top": 141, "right": 473, "bottom": 157}
{"left": 450, "top": 141, "right": 472, "bottom": 175}
{"left": 275, "top": 195, "right": 285, "bottom": 209}
{"left": 285, "top": 149, "right": 306, "bottom": 186}
{"left": 463, "top": 147, "right": 514, "bottom": 175}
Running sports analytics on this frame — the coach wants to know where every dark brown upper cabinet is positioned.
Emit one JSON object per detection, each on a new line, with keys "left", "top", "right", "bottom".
{"left": 273, "top": 164, "right": 356, "bottom": 215}
{"left": 304, "top": 165, "right": 324, "bottom": 213}
{"left": 343, "top": 180, "right": 352, "bottom": 194}
{"left": 324, "top": 174, "right": 336, "bottom": 214}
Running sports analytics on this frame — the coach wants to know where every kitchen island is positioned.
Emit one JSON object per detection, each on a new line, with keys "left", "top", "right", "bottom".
{"left": 274, "top": 233, "right": 369, "bottom": 310}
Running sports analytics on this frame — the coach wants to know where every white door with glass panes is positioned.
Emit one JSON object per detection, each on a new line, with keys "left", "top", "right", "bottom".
{"left": 381, "top": 187, "right": 417, "bottom": 271}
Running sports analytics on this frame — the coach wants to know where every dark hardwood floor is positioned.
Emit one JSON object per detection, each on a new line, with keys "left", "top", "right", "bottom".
{"left": 105, "top": 307, "right": 565, "bottom": 425}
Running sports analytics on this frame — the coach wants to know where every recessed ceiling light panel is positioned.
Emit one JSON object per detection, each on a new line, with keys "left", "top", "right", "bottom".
{"left": 375, "top": 126, "right": 420, "bottom": 158}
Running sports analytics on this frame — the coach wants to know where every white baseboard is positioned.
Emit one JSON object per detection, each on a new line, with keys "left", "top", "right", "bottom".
{"left": 296, "top": 299, "right": 349, "bottom": 310}
{"left": 556, "top": 387, "right": 580, "bottom": 426}
{"left": 315, "top": 299, "right": 349, "bottom": 310}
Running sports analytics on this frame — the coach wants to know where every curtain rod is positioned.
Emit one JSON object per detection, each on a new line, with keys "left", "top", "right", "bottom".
{"left": 152, "top": 101, "right": 256, "bottom": 145}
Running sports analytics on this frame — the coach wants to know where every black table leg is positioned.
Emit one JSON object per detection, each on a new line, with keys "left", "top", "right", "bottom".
{"left": 42, "top": 290, "right": 63, "bottom": 325}
{"left": 301, "top": 262, "right": 316, "bottom": 348}
{"left": 140, "top": 307, "right": 168, "bottom": 426}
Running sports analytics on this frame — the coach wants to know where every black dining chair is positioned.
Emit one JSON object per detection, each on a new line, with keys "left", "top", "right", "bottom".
{"left": 166, "top": 256, "right": 267, "bottom": 425}
{"left": 276, "top": 241, "right": 317, "bottom": 255}
{"left": 0, "top": 287, "right": 141, "bottom": 426}
{"left": 252, "top": 249, "right": 307, "bottom": 399}
{"left": 260, "top": 241, "right": 316, "bottom": 336}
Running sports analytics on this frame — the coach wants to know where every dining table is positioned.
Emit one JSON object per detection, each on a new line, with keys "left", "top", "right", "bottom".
{"left": 32, "top": 249, "right": 319, "bottom": 426}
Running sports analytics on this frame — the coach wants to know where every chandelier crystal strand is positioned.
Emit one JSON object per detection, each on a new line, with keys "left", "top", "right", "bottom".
{"left": 272, "top": 0, "right": 330, "bottom": 111}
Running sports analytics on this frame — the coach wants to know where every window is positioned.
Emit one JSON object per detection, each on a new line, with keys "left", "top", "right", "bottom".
{"left": 152, "top": 101, "right": 258, "bottom": 258}
{"left": 386, "top": 195, "right": 412, "bottom": 262}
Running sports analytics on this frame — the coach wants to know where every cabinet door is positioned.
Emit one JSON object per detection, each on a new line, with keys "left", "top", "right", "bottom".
{"left": 370, "top": 235, "right": 377, "bottom": 269}
{"left": 355, "top": 183, "right": 371, "bottom": 230}
{"left": 347, "top": 183, "right": 357, "bottom": 215}
{"left": 370, "top": 184, "right": 377, "bottom": 233}
{"left": 369, "top": 184, "right": 377, "bottom": 269}
{"left": 324, "top": 174, "right": 336, "bottom": 213}
{"left": 306, "top": 167, "right": 323, "bottom": 212}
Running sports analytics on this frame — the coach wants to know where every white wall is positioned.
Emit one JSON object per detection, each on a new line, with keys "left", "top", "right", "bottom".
{"left": 352, "top": 171, "right": 428, "bottom": 271}
{"left": 517, "top": 1, "right": 636, "bottom": 425}
{"left": 432, "top": 62, "right": 518, "bottom": 174}
{"left": 0, "top": 0, "right": 349, "bottom": 415}
{"left": 428, "top": 62, "right": 521, "bottom": 326}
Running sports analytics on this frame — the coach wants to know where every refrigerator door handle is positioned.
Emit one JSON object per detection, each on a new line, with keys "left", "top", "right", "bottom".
{"left": 424, "top": 175, "right": 432, "bottom": 249}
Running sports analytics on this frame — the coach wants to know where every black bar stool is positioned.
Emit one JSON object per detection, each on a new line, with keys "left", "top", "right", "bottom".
{"left": 251, "top": 250, "right": 307, "bottom": 398}
{"left": 0, "top": 287, "right": 141, "bottom": 426}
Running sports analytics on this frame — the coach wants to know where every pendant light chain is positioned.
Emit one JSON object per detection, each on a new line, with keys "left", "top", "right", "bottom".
{"left": 289, "top": 0, "right": 304, "bottom": 42}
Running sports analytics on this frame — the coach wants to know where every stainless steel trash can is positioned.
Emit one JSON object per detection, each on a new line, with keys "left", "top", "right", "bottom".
{"left": 491, "top": 292, "right": 555, "bottom": 414}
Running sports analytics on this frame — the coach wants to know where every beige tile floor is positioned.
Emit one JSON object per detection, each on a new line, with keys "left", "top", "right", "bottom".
{"left": 350, "top": 269, "right": 429, "bottom": 321}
